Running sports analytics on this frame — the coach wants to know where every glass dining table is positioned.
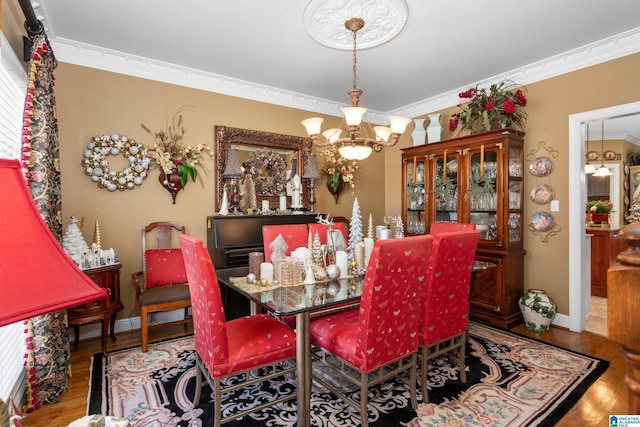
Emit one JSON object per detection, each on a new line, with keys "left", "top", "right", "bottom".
{"left": 215, "top": 260, "right": 496, "bottom": 427}
{"left": 216, "top": 266, "right": 364, "bottom": 427}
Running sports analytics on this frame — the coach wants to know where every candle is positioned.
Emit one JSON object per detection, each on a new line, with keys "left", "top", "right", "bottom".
{"left": 480, "top": 144, "right": 484, "bottom": 178}
{"left": 262, "top": 199, "right": 270, "bottom": 212}
{"left": 355, "top": 242, "right": 365, "bottom": 269}
{"left": 279, "top": 195, "right": 287, "bottom": 211}
{"left": 249, "top": 252, "right": 264, "bottom": 277}
{"left": 443, "top": 149, "right": 447, "bottom": 179}
{"left": 378, "top": 229, "right": 392, "bottom": 240}
{"left": 364, "top": 237, "right": 374, "bottom": 266}
{"left": 335, "top": 250, "right": 349, "bottom": 278}
{"left": 260, "top": 262, "right": 273, "bottom": 282}
{"left": 375, "top": 225, "right": 387, "bottom": 239}
{"left": 413, "top": 156, "right": 417, "bottom": 183}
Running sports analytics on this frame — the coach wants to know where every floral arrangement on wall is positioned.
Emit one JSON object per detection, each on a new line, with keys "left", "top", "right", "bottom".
{"left": 319, "top": 149, "right": 358, "bottom": 192}
{"left": 141, "top": 106, "right": 213, "bottom": 188}
{"left": 449, "top": 80, "right": 528, "bottom": 134}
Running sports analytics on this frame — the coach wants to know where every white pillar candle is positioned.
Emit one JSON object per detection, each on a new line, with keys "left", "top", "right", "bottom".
{"left": 262, "top": 199, "right": 270, "bottom": 213}
{"left": 260, "top": 262, "right": 274, "bottom": 282}
{"left": 364, "top": 237, "right": 374, "bottom": 267}
{"left": 355, "top": 242, "right": 365, "bottom": 269}
{"left": 336, "top": 250, "right": 349, "bottom": 278}
{"left": 375, "top": 225, "right": 387, "bottom": 239}
{"left": 379, "top": 229, "right": 392, "bottom": 240}
{"left": 279, "top": 195, "right": 287, "bottom": 211}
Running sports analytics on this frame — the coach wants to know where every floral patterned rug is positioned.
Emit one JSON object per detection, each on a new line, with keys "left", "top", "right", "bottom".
{"left": 88, "top": 322, "right": 608, "bottom": 427}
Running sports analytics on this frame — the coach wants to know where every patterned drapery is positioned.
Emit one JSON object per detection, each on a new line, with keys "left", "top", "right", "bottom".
{"left": 20, "top": 35, "right": 69, "bottom": 410}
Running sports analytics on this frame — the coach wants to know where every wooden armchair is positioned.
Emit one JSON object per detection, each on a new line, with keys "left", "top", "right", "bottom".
{"left": 132, "top": 221, "right": 191, "bottom": 352}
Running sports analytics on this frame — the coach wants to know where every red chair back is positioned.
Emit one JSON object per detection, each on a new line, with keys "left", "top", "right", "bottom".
{"left": 308, "top": 222, "right": 348, "bottom": 245}
{"left": 178, "top": 234, "right": 229, "bottom": 368}
{"left": 420, "top": 231, "right": 479, "bottom": 345}
{"left": 356, "top": 235, "right": 433, "bottom": 371}
{"left": 262, "top": 224, "right": 309, "bottom": 262}
{"left": 429, "top": 222, "right": 476, "bottom": 234}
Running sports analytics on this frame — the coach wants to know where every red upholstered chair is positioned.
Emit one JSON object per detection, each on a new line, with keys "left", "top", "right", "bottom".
{"left": 262, "top": 224, "right": 309, "bottom": 262}
{"left": 132, "top": 221, "right": 191, "bottom": 352}
{"left": 309, "top": 236, "right": 434, "bottom": 427}
{"left": 178, "top": 234, "right": 297, "bottom": 425}
{"left": 308, "top": 221, "right": 348, "bottom": 246}
{"left": 429, "top": 222, "right": 476, "bottom": 234}
{"left": 419, "top": 230, "right": 479, "bottom": 402}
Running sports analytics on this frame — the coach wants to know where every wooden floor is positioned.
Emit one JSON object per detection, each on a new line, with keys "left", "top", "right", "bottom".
{"left": 19, "top": 323, "right": 628, "bottom": 427}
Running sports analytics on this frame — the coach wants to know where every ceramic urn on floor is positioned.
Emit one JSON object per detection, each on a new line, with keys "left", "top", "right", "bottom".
{"left": 519, "top": 289, "right": 557, "bottom": 332}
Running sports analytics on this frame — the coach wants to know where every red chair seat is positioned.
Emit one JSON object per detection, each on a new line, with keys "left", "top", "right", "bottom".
{"left": 309, "top": 310, "right": 361, "bottom": 367}
{"left": 215, "top": 314, "right": 295, "bottom": 377}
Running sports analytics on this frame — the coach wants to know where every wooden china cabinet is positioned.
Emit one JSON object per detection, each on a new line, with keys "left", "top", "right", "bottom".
{"left": 401, "top": 128, "right": 526, "bottom": 328}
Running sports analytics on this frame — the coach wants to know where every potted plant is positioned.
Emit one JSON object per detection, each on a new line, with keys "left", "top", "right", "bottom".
{"left": 586, "top": 199, "right": 614, "bottom": 225}
{"left": 449, "top": 80, "right": 527, "bottom": 135}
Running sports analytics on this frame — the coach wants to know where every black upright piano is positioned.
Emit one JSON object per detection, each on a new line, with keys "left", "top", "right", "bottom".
{"left": 207, "top": 213, "right": 320, "bottom": 319}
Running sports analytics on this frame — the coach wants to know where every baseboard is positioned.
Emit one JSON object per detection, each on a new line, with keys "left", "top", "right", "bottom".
{"left": 70, "top": 309, "right": 188, "bottom": 343}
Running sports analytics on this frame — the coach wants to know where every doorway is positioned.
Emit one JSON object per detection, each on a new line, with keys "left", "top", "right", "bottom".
{"left": 568, "top": 101, "right": 640, "bottom": 332}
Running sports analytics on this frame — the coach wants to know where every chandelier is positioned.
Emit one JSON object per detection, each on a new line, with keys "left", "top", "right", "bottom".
{"left": 301, "top": 18, "right": 411, "bottom": 161}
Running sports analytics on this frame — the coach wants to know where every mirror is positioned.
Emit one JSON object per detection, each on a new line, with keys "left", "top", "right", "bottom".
{"left": 214, "top": 126, "right": 313, "bottom": 212}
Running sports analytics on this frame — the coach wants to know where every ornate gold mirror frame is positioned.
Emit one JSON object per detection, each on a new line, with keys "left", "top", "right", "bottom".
{"left": 214, "top": 126, "right": 313, "bottom": 212}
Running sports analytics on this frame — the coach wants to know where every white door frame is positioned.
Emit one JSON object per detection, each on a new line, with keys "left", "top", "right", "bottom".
{"left": 567, "top": 101, "right": 640, "bottom": 332}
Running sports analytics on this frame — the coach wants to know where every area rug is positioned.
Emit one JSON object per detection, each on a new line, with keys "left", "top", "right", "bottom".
{"left": 88, "top": 322, "right": 609, "bottom": 426}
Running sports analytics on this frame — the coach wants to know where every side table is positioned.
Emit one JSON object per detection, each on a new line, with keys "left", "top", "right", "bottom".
{"left": 68, "top": 263, "right": 123, "bottom": 355}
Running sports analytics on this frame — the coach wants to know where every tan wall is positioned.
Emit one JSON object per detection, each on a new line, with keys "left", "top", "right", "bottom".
{"left": 385, "top": 52, "right": 640, "bottom": 315}
{"left": 55, "top": 63, "right": 386, "bottom": 319}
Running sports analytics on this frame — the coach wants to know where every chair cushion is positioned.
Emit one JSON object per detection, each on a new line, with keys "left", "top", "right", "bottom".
{"left": 211, "top": 314, "right": 296, "bottom": 377}
{"left": 144, "top": 248, "right": 188, "bottom": 289}
{"left": 309, "top": 309, "right": 362, "bottom": 367}
{"left": 138, "top": 284, "right": 190, "bottom": 306}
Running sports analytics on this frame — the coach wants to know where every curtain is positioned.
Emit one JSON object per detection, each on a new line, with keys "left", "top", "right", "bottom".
{"left": 20, "top": 35, "right": 68, "bottom": 410}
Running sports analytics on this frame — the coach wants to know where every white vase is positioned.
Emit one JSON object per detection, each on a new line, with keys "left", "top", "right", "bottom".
{"left": 411, "top": 119, "right": 426, "bottom": 146}
{"left": 427, "top": 114, "right": 442, "bottom": 143}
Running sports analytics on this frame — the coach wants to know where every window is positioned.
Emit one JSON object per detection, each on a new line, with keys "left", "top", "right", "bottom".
{"left": 0, "top": 31, "right": 28, "bottom": 403}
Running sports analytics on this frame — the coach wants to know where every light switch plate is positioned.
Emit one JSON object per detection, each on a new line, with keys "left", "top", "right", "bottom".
{"left": 550, "top": 200, "right": 559, "bottom": 212}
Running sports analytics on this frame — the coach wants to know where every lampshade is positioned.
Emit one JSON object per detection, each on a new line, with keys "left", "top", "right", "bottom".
{"left": 584, "top": 163, "right": 597, "bottom": 174}
{"left": 339, "top": 144, "right": 373, "bottom": 161}
{"left": 593, "top": 165, "right": 613, "bottom": 177}
{"left": 0, "top": 159, "right": 105, "bottom": 327}
{"left": 302, "top": 154, "right": 321, "bottom": 179}
{"left": 221, "top": 148, "right": 244, "bottom": 178}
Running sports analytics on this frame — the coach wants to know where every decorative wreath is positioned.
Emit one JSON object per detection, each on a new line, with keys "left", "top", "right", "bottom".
{"left": 81, "top": 134, "right": 151, "bottom": 191}
{"left": 242, "top": 147, "right": 287, "bottom": 195}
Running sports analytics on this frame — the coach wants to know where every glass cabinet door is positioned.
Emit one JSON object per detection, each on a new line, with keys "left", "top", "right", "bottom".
{"left": 468, "top": 145, "right": 500, "bottom": 242}
{"left": 507, "top": 145, "right": 524, "bottom": 243}
{"left": 405, "top": 156, "right": 425, "bottom": 234}
{"left": 432, "top": 149, "right": 460, "bottom": 225}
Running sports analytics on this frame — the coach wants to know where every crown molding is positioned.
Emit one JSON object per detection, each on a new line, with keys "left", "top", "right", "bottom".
{"left": 391, "top": 26, "right": 640, "bottom": 118}
{"left": 49, "top": 26, "right": 640, "bottom": 122}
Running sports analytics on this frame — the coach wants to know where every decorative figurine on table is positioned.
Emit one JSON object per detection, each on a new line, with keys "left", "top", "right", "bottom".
{"left": 290, "top": 174, "right": 303, "bottom": 211}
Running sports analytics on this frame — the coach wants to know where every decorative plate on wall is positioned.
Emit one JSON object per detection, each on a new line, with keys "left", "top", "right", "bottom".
{"left": 625, "top": 179, "right": 630, "bottom": 191}
{"left": 603, "top": 150, "right": 617, "bottom": 161}
{"left": 530, "top": 184, "right": 554, "bottom": 204}
{"left": 625, "top": 195, "right": 630, "bottom": 206}
{"left": 587, "top": 151, "right": 599, "bottom": 161}
{"left": 529, "top": 156, "right": 554, "bottom": 177}
{"left": 530, "top": 211, "right": 555, "bottom": 232}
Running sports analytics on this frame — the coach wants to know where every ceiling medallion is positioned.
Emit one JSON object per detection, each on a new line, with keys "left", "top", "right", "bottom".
{"left": 303, "top": 0, "right": 408, "bottom": 50}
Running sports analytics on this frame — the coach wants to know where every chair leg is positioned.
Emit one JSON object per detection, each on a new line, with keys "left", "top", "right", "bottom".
{"left": 360, "top": 372, "right": 369, "bottom": 427}
{"left": 420, "top": 347, "right": 429, "bottom": 403}
{"left": 141, "top": 306, "right": 149, "bottom": 353}
{"left": 193, "top": 363, "right": 202, "bottom": 404}
{"left": 410, "top": 354, "right": 418, "bottom": 408}
{"left": 214, "top": 378, "right": 222, "bottom": 427}
{"left": 459, "top": 338, "right": 467, "bottom": 383}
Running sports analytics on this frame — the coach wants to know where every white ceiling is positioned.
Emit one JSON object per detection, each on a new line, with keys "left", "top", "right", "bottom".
{"left": 30, "top": 0, "right": 640, "bottom": 139}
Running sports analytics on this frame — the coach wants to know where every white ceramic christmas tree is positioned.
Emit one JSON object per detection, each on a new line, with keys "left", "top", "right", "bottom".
{"left": 62, "top": 216, "right": 89, "bottom": 258}
{"left": 348, "top": 198, "right": 363, "bottom": 261}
